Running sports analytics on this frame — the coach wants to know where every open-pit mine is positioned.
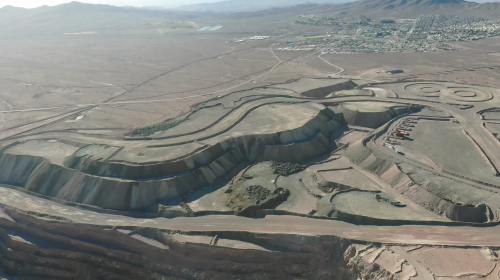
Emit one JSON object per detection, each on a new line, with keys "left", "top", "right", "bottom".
{"left": 2, "top": 1, "right": 500, "bottom": 279}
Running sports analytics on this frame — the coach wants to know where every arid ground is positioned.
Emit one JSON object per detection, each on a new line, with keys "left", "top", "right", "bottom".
{"left": 1, "top": 3, "right": 500, "bottom": 279}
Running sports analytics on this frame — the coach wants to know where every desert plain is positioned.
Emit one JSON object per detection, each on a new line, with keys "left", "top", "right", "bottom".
{"left": 1, "top": 2, "right": 500, "bottom": 279}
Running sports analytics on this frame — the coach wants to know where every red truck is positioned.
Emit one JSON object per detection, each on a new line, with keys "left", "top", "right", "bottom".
{"left": 395, "top": 130, "right": 406, "bottom": 137}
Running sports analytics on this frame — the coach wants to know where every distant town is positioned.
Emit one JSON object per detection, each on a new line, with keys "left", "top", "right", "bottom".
{"left": 286, "top": 15, "right": 500, "bottom": 53}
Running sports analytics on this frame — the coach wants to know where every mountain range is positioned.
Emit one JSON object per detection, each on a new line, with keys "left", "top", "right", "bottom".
{"left": 174, "top": 0, "right": 354, "bottom": 13}
{"left": 0, "top": 2, "right": 198, "bottom": 38}
{"left": 173, "top": 0, "right": 500, "bottom": 15}
{"left": 316, "top": 0, "right": 500, "bottom": 18}
{"left": 1, "top": 0, "right": 500, "bottom": 39}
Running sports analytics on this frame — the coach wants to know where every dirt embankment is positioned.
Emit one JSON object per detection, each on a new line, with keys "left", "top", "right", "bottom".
{"left": 346, "top": 139, "right": 492, "bottom": 223}
{"left": 392, "top": 164, "right": 493, "bottom": 223}
{"left": 0, "top": 107, "right": 346, "bottom": 211}
{"left": 0, "top": 207, "right": 373, "bottom": 280}
{"left": 334, "top": 102, "right": 421, "bottom": 129}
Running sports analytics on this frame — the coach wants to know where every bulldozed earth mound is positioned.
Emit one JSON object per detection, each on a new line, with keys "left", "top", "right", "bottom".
{"left": 346, "top": 127, "right": 500, "bottom": 223}
{"left": 333, "top": 102, "right": 421, "bottom": 129}
{"left": 395, "top": 163, "right": 494, "bottom": 223}
{"left": 0, "top": 102, "right": 346, "bottom": 212}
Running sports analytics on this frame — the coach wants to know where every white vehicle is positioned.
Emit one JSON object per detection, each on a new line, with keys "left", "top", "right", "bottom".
{"left": 385, "top": 144, "right": 404, "bottom": 155}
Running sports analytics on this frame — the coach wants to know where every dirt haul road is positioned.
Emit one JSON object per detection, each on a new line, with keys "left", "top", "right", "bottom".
{"left": 1, "top": 186, "right": 500, "bottom": 247}
{"left": 1, "top": 94, "right": 498, "bottom": 187}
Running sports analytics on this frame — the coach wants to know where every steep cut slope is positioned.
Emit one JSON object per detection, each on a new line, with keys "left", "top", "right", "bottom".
{"left": 333, "top": 102, "right": 420, "bottom": 129}
{"left": 0, "top": 207, "right": 360, "bottom": 280}
{"left": 0, "top": 104, "right": 345, "bottom": 211}
{"left": 345, "top": 117, "right": 500, "bottom": 223}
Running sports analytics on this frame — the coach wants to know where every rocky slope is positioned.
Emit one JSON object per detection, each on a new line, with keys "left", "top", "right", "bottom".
{"left": 0, "top": 206, "right": 368, "bottom": 280}
{"left": 0, "top": 105, "right": 345, "bottom": 211}
{"left": 346, "top": 119, "right": 498, "bottom": 223}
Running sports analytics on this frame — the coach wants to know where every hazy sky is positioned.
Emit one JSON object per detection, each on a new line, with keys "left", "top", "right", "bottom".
{"left": 0, "top": 0, "right": 223, "bottom": 8}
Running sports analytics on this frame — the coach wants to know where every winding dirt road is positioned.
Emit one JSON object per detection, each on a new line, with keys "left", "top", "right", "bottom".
{"left": 1, "top": 186, "right": 500, "bottom": 247}
{"left": 1, "top": 67, "right": 499, "bottom": 248}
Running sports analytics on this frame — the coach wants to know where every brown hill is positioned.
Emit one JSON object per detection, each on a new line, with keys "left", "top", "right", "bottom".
{"left": 280, "top": 0, "right": 500, "bottom": 18}
{"left": 0, "top": 1, "right": 198, "bottom": 38}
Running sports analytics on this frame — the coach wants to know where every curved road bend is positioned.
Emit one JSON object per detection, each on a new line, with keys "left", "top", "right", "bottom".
{"left": 0, "top": 51, "right": 323, "bottom": 141}
{"left": 1, "top": 93, "right": 498, "bottom": 198}
{"left": 5, "top": 96, "right": 498, "bottom": 167}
